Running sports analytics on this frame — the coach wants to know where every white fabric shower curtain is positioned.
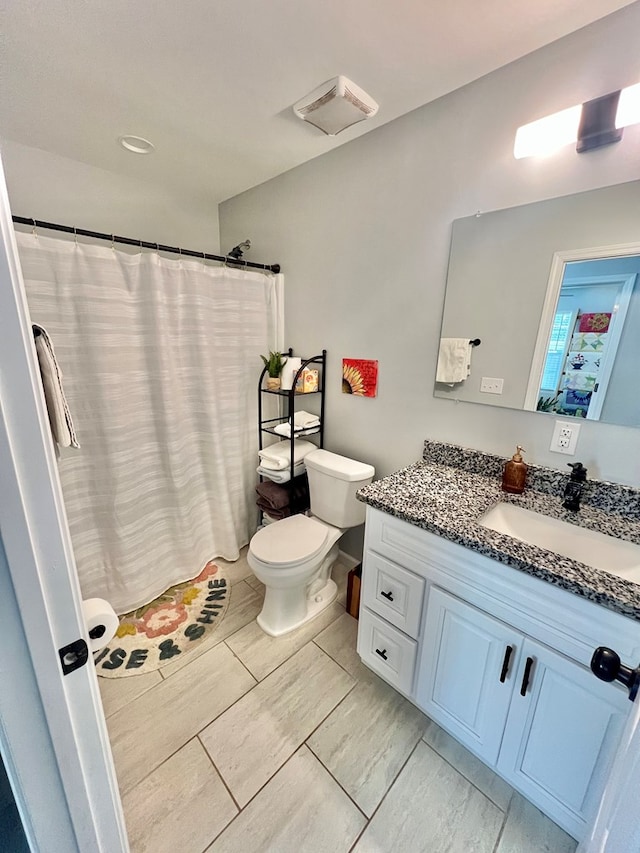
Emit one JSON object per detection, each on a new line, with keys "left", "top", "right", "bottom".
{"left": 17, "top": 231, "right": 283, "bottom": 614}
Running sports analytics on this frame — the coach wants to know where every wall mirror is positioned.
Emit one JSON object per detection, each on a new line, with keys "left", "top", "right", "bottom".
{"left": 434, "top": 180, "right": 640, "bottom": 428}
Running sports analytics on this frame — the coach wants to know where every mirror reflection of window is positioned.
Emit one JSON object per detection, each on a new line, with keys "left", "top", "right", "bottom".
{"left": 539, "top": 310, "right": 575, "bottom": 407}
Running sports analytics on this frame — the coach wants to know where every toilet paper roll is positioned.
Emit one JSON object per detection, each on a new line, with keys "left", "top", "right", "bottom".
{"left": 280, "top": 357, "right": 302, "bottom": 391}
{"left": 81, "top": 598, "right": 119, "bottom": 652}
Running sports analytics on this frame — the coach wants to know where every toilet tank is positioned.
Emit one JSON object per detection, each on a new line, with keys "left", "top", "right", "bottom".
{"left": 305, "top": 449, "right": 375, "bottom": 529}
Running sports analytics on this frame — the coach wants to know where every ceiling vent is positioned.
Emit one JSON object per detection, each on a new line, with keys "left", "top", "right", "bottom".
{"left": 293, "top": 75, "right": 378, "bottom": 136}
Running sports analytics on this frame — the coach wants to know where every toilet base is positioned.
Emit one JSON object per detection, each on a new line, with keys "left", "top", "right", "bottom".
{"left": 256, "top": 578, "right": 338, "bottom": 638}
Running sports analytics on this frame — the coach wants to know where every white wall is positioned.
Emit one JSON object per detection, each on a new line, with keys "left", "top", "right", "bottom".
{"left": 220, "top": 3, "right": 640, "bottom": 507}
{"left": 0, "top": 139, "right": 221, "bottom": 252}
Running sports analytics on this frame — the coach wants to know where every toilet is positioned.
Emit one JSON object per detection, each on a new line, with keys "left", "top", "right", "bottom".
{"left": 248, "top": 449, "right": 375, "bottom": 636}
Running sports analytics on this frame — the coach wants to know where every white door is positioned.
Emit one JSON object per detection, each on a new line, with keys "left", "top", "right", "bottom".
{"left": 580, "top": 659, "right": 640, "bottom": 853}
{"left": 416, "top": 587, "right": 522, "bottom": 764}
{"left": 0, "top": 155, "right": 128, "bottom": 851}
{"left": 497, "top": 638, "right": 628, "bottom": 841}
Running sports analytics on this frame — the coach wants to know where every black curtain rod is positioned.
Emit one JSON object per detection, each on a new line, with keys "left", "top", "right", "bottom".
{"left": 12, "top": 216, "right": 281, "bottom": 274}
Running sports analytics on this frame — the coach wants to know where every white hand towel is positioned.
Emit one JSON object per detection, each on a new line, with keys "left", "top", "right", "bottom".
{"left": 435, "top": 338, "right": 473, "bottom": 385}
{"left": 292, "top": 410, "right": 320, "bottom": 429}
{"left": 273, "top": 423, "right": 320, "bottom": 438}
{"left": 33, "top": 325, "right": 80, "bottom": 449}
{"left": 256, "top": 461, "right": 306, "bottom": 483}
{"left": 258, "top": 439, "right": 316, "bottom": 470}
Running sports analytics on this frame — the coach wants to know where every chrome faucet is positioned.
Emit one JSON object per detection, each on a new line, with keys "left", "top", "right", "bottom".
{"left": 562, "top": 462, "right": 588, "bottom": 511}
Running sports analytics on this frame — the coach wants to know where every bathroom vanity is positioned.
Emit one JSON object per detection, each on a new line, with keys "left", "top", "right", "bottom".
{"left": 356, "top": 441, "right": 640, "bottom": 842}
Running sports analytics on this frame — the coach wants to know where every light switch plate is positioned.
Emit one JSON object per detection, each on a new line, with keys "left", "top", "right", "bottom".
{"left": 550, "top": 420, "right": 581, "bottom": 455}
{"left": 480, "top": 377, "right": 504, "bottom": 395}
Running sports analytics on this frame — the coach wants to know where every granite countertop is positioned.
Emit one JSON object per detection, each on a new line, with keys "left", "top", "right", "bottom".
{"left": 357, "top": 442, "right": 640, "bottom": 622}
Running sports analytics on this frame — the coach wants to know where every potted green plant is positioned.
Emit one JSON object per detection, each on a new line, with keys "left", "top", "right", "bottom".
{"left": 261, "top": 351, "right": 287, "bottom": 390}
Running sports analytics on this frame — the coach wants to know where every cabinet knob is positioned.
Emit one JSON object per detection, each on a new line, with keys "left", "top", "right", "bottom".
{"left": 375, "top": 648, "right": 388, "bottom": 661}
{"left": 380, "top": 590, "right": 394, "bottom": 602}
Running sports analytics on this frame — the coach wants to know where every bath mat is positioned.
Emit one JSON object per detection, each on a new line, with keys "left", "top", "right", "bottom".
{"left": 94, "top": 561, "right": 230, "bottom": 677}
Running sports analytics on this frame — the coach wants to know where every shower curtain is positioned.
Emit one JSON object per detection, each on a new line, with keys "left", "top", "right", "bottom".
{"left": 17, "top": 231, "right": 283, "bottom": 614}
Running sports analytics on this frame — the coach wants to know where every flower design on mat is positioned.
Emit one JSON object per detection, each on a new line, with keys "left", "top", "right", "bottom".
{"left": 342, "top": 364, "right": 366, "bottom": 395}
{"left": 181, "top": 586, "right": 200, "bottom": 606}
{"left": 116, "top": 621, "right": 137, "bottom": 639}
{"left": 140, "top": 603, "right": 188, "bottom": 638}
{"left": 193, "top": 561, "right": 219, "bottom": 584}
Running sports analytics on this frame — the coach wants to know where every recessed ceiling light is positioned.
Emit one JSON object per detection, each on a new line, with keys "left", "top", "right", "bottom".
{"left": 118, "top": 135, "right": 155, "bottom": 154}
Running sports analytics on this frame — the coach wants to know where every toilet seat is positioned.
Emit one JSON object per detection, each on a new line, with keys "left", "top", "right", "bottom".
{"left": 251, "top": 514, "right": 328, "bottom": 567}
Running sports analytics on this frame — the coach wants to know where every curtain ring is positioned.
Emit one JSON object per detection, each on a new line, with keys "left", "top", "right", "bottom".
{"left": 31, "top": 218, "right": 37, "bottom": 236}
{"left": 111, "top": 234, "right": 116, "bottom": 251}
{"left": 73, "top": 226, "right": 78, "bottom": 247}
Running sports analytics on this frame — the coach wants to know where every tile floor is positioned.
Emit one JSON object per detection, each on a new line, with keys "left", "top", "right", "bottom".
{"left": 100, "top": 550, "right": 578, "bottom": 853}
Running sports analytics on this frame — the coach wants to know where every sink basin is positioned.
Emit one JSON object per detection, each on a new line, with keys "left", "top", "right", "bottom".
{"left": 478, "top": 502, "right": 640, "bottom": 584}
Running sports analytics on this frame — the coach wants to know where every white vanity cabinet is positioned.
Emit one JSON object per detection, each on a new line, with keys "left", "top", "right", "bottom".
{"left": 358, "top": 506, "right": 640, "bottom": 841}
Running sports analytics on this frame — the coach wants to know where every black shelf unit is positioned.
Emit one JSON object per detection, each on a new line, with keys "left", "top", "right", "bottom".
{"left": 257, "top": 349, "right": 326, "bottom": 517}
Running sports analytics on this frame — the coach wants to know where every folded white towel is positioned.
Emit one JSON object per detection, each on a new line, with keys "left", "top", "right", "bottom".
{"left": 292, "top": 410, "right": 320, "bottom": 429}
{"left": 256, "top": 461, "right": 306, "bottom": 483}
{"left": 33, "top": 325, "right": 80, "bottom": 449}
{"left": 273, "top": 423, "right": 320, "bottom": 438}
{"left": 435, "top": 338, "right": 473, "bottom": 385}
{"left": 258, "top": 439, "right": 316, "bottom": 470}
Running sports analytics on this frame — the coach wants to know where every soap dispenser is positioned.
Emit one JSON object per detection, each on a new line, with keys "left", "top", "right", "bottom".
{"left": 502, "top": 446, "right": 527, "bottom": 494}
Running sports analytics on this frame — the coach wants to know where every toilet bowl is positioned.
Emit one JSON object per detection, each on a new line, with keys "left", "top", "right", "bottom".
{"left": 248, "top": 449, "right": 374, "bottom": 637}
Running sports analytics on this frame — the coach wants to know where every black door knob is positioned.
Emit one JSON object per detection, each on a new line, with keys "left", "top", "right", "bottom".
{"left": 591, "top": 646, "right": 640, "bottom": 702}
{"left": 590, "top": 646, "right": 621, "bottom": 682}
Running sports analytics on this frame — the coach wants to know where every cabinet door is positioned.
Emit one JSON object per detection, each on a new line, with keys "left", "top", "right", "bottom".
{"left": 416, "top": 587, "right": 522, "bottom": 765}
{"left": 497, "top": 637, "right": 629, "bottom": 840}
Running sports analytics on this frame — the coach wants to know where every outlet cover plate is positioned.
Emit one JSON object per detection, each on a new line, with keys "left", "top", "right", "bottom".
{"left": 550, "top": 420, "right": 581, "bottom": 455}
{"left": 480, "top": 377, "right": 504, "bottom": 395}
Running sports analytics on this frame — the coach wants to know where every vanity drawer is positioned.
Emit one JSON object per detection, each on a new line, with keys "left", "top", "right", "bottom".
{"left": 357, "top": 608, "right": 417, "bottom": 694}
{"left": 362, "top": 551, "right": 425, "bottom": 638}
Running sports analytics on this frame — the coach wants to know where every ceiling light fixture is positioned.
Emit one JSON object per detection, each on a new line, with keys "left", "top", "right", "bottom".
{"left": 514, "top": 81, "right": 640, "bottom": 159}
{"left": 118, "top": 135, "right": 155, "bottom": 154}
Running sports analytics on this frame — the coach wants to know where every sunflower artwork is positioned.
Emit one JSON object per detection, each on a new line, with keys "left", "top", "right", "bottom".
{"left": 342, "top": 358, "right": 378, "bottom": 397}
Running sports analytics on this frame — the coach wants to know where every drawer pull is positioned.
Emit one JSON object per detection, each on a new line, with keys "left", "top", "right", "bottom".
{"left": 520, "top": 656, "right": 535, "bottom": 696}
{"left": 499, "top": 645, "right": 514, "bottom": 683}
{"left": 375, "top": 648, "right": 388, "bottom": 660}
{"left": 380, "top": 590, "right": 394, "bottom": 602}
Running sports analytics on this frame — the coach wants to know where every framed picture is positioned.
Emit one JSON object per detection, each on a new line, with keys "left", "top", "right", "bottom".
{"left": 342, "top": 358, "right": 378, "bottom": 397}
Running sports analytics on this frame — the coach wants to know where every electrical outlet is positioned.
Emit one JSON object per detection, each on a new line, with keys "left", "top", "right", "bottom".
{"left": 480, "top": 377, "right": 504, "bottom": 395}
{"left": 550, "top": 420, "right": 581, "bottom": 455}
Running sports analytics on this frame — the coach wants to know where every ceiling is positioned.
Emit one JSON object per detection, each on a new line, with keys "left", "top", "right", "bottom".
{"left": 1, "top": 1, "right": 635, "bottom": 207}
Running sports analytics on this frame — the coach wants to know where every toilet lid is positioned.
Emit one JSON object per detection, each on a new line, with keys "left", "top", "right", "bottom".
{"left": 251, "top": 514, "right": 328, "bottom": 567}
